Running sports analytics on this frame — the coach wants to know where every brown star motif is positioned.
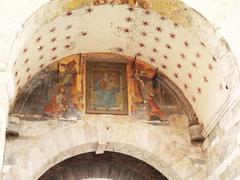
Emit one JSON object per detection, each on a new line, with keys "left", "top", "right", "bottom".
{"left": 173, "top": 22, "right": 178, "bottom": 28}
{"left": 208, "top": 63, "right": 213, "bottom": 71}
{"left": 184, "top": 83, "right": 188, "bottom": 89}
{"left": 135, "top": 52, "right": 142, "bottom": 57}
{"left": 174, "top": 73, "right": 178, "bottom": 79}
{"left": 212, "top": 56, "right": 217, "bottom": 63}
{"left": 50, "top": 27, "right": 56, "bottom": 33}
{"left": 26, "top": 67, "right": 30, "bottom": 72}
{"left": 161, "top": 64, "right": 167, "bottom": 69}
{"left": 197, "top": 87, "right": 202, "bottom": 94}
{"left": 86, "top": 7, "right": 93, "bottom": 14}
{"left": 152, "top": 48, "right": 157, "bottom": 53}
{"left": 123, "top": 28, "right": 130, "bottom": 33}
{"left": 154, "top": 37, "right": 160, "bottom": 43}
{"left": 200, "top": 41, "right": 206, "bottom": 47}
{"left": 192, "top": 96, "right": 196, "bottom": 102}
{"left": 36, "top": 37, "right": 41, "bottom": 43}
{"left": 163, "top": 55, "right": 168, "bottom": 59}
{"left": 166, "top": 44, "right": 172, "bottom": 49}
{"left": 141, "top": 31, "right": 147, "bottom": 37}
{"left": 139, "top": 42, "right": 145, "bottom": 48}
{"left": 169, "top": 33, "right": 176, "bottom": 39}
{"left": 51, "top": 47, "right": 57, "bottom": 51}
{"left": 144, "top": 10, "right": 151, "bottom": 15}
{"left": 150, "top": 57, "right": 156, "bottom": 63}
{"left": 24, "top": 58, "right": 29, "bottom": 64}
{"left": 65, "top": 44, "right": 70, "bottom": 49}
{"left": 38, "top": 46, "right": 44, "bottom": 51}
{"left": 52, "top": 56, "right": 57, "bottom": 61}
{"left": 40, "top": 64, "right": 45, "bottom": 68}
{"left": 66, "top": 35, "right": 71, "bottom": 40}
{"left": 17, "top": 79, "right": 20, "bottom": 85}
{"left": 116, "top": 47, "right": 124, "bottom": 53}
{"left": 142, "top": 21, "right": 149, "bottom": 26}
{"left": 160, "top": 16, "right": 166, "bottom": 20}
{"left": 177, "top": 63, "right": 182, "bottom": 69}
{"left": 51, "top": 37, "right": 56, "bottom": 43}
{"left": 180, "top": 53, "right": 186, "bottom": 59}
{"left": 156, "top": 26, "right": 162, "bottom": 32}
{"left": 15, "top": 71, "right": 18, "bottom": 77}
{"left": 192, "top": 62, "right": 197, "bottom": 68}
{"left": 27, "top": 75, "right": 31, "bottom": 80}
{"left": 39, "top": 55, "right": 44, "bottom": 60}
{"left": 127, "top": 6, "right": 134, "bottom": 13}
{"left": 188, "top": 73, "right": 192, "bottom": 79}
{"left": 184, "top": 41, "right": 189, "bottom": 48}
{"left": 81, "top": 31, "right": 88, "bottom": 37}
{"left": 23, "top": 48, "right": 27, "bottom": 53}
{"left": 66, "top": 11, "right": 72, "bottom": 16}
{"left": 196, "top": 52, "right": 201, "bottom": 58}
{"left": 203, "top": 76, "right": 208, "bottom": 83}
{"left": 66, "top": 25, "right": 72, "bottom": 30}
{"left": 125, "top": 16, "right": 133, "bottom": 23}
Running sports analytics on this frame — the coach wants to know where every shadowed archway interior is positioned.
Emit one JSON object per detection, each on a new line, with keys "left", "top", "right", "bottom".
{"left": 39, "top": 152, "right": 168, "bottom": 180}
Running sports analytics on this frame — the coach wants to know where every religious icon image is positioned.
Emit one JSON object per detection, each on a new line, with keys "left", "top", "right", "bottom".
{"left": 86, "top": 61, "right": 128, "bottom": 115}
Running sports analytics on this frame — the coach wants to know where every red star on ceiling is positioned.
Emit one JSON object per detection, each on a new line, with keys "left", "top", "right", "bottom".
{"left": 212, "top": 56, "right": 217, "bottom": 63}
{"left": 51, "top": 47, "right": 57, "bottom": 51}
{"left": 196, "top": 53, "right": 201, "bottom": 58}
{"left": 38, "top": 46, "right": 44, "bottom": 51}
{"left": 50, "top": 37, "right": 57, "bottom": 43}
{"left": 163, "top": 54, "right": 168, "bottom": 59}
{"left": 66, "top": 35, "right": 71, "bottom": 40}
{"left": 142, "top": 21, "right": 149, "bottom": 26}
{"left": 160, "top": 16, "right": 166, "bottom": 20}
{"left": 66, "top": 25, "right": 72, "bottom": 30}
{"left": 52, "top": 56, "right": 57, "bottom": 61}
{"left": 152, "top": 48, "right": 158, "bottom": 53}
{"left": 174, "top": 73, "right": 179, "bottom": 79}
{"left": 184, "top": 83, "right": 188, "bottom": 89}
{"left": 36, "top": 37, "right": 41, "bottom": 43}
{"left": 169, "top": 33, "right": 176, "bottom": 39}
{"left": 123, "top": 28, "right": 130, "bottom": 33}
{"left": 203, "top": 76, "right": 208, "bottom": 83}
{"left": 144, "top": 10, "right": 151, "bottom": 15}
{"left": 15, "top": 71, "right": 18, "bottom": 77}
{"left": 81, "top": 31, "right": 88, "bottom": 37}
{"left": 188, "top": 73, "right": 192, "bottom": 79}
{"left": 17, "top": 79, "right": 20, "bottom": 85}
{"left": 141, "top": 31, "right": 147, "bottom": 37}
{"left": 200, "top": 41, "right": 206, "bottom": 47}
{"left": 50, "top": 27, "right": 56, "bottom": 33}
{"left": 86, "top": 7, "right": 93, "bottom": 14}
{"left": 127, "top": 6, "right": 134, "bottom": 13}
{"left": 135, "top": 52, "right": 142, "bottom": 57}
{"left": 161, "top": 64, "right": 167, "bottom": 69}
{"left": 154, "top": 37, "right": 160, "bottom": 43}
{"left": 65, "top": 44, "right": 70, "bottom": 49}
{"left": 192, "top": 62, "right": 197, "bottom": 68}
{"left": 23, "top": 48, "right": 28, "bottom": 54}
{"left": 26, "top": 67, "right": 30, "bottom": 72}
{"left": 24, "top": 58, "right": 29, "bottom": 64}
{"left": 40, "top": 64, "right": 45, "bottom": 68}
{"left": 192, "top": 96, "right": 196, "bottom": 103}
{"left": 180, "top": 53, "right": 186, "bottom": 59}
{"left": 208, "top": 63, "right": 213, "bottom": 71}
{"left": 184, "top": 41, "right": 189, "bottom": 48}
{"left": 139, "top": 42, "right": 145, "bottom": 48}
{"left": 177, "top": 63, "right": 182, "bottom": 69}
{"left": 66, "top": 11, "right": 72, "bottom": 16}
{"left": 197, "top": 87, "right": 202, "bottom": 94}
{"left": 125, "top": 16, "right": 133, "bottom": 23}
{"left": 150, "top": 57, "right": 156, "bottom": 63}
{"left": 173, "top": 22, "right": 178, "bottom": 28}
{"left": 39, "top": 55, "right": 44, "bottom": 60}
{"left": 166, "top": 44, "right": 172, "bottom": 49}
{"left": 156, "top": 26, "right": 162, "bottom": 32}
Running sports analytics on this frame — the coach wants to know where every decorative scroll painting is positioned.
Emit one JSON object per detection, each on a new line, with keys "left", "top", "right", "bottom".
{"left": 86, "top": 61, "right": 128, "bottom": 115}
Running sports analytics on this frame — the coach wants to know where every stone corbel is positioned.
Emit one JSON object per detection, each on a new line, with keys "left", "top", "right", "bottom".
{"left": 189, "top": 123, "right": 205, "bottom": 143}
{"left": 6, "top": 116, "right": 20, "bottom": 137}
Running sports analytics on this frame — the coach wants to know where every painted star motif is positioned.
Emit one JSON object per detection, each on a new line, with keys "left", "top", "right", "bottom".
{"left": 163, "top": 55, "right": 168, "bottom": 59}
{"left": 50, "top": 27, "right": 56, "bottom": 33}
{"left": 161, "top": 64, "right": 167, "bottom": 69}
{"left": 39, "top": 55, "right": 44, "bottom": 60}
{"left": 142, "top": 21, "right": 149, "bottom": 26}
{"left": 197, "top": 87, "right": 202, "bottom": 94}
{"left": 188, "top": 73, "right": 192, "bottom": 79}
{"left": 17, "top": 87, "right": 21, "bottom": 92}
{"left": 116, "top": 47, "right": 124, "bottom": 53}
{"left": 17, "top": 79, "right": 20, "bottom": 85}
{"left": 81, "top": 31, "right": 88, "bottom": 37}
{"left": 173, "top": 22, "right": 178, "bottom": 28}
{"left": 52, "top": 56, "right": 57, "bottom": 61}
{"left": 66, "top": 11, "right": 72, "bottom": 16}
{"left": 36, "top": 37, "right": 41, "bottom": 43}
{"left": 125, "top": 16, "right": 133, "bottom": 23}
{"left": 123, "top": 28, "right": 130, "bottom": 33}
{"left": 40, "top": 64, "right": 45, "bottom": 68}
{"left": 174, "top": 73, "right": 178, "bottom": 79}
{"left": 38, "top": 46, "right": 44, "bottom": 51}
{"left": 51, "top": 37, "right": 56, "bottom": 43}
{"left": 144, "top": 10, "right": 151, "bottom": 15}
{"left": 150, "top": 57, "right": 156, "bottom": 63}
{"left": 184, "top": 41, "right": 189, "bottom": 48}
{"left": 66, "top": 25, "right": 72, "bottom": 30}
{"left": 66, "top": 35, "right": 71, "bottom": 40}
{"left": 65, "top": 44, "right": 70, "bottom": 49}
{"left": 86, "top": 7, "right": 93, "bottom": 14}
{"left": 51, "top": 47, "right": 57, "bottom": 51}
{"left": 203, "top": 76, "right": 208, "bottom": 83}
{"left": 26, "top": 67, "right": 30, "bottom": 72}
{"left": 184, "top": 83, "right": 188, "bottom": 89}
{"left": 166, "top": 44, "right": 172, "bottom": 49}
{"left": 141, "top": 31, "right": 147, "bottom": 37}
{"left": 160, "top": 16, "right": 166, "bottom": 20}
{"left": 139, "top": 42, "right": 145, "bottom": 48}
{"left": 24, "top": 58, "right": 29, "bottom": 64}
{"left": 23, "top": 48, "right": 28, "bottom": 54}
{"left": 15, "top": 71, "right": 18, "bottom": 77}
{"left": 180, "top": 53, "right": 186, "bottom": 59}
{"left": 200, "top": 41, "right": 206, "bottom": 47}
{"left": 127, "top": 6, "right": 134, "bottom": 13}
{"left": 27, "top": 75, "right": 31, "bottom": 80}
{"left": 152, "top": 48, "right": 158, "bottom": 53}
{"left": 208, "top": 63, "right": 213, "bottom": 71}
{"left": 212, "top": 56, "right": 217, "bottom": 63}
{"left": 177, "top": 63, "right": 182, "bottom": 69}
{"left": 196, "top": 52, "right": 201, "bottom": 58}
{"left": 192, "top": 62, "right": 197, "bottom": 68}
{"left": 135, "top": 52, "right": 142, "bottom": 57}
{"left": 154, "top": 37, "right": 160, "bottom": 43}
{"left": 156, "top": 26, "right": 162, "bottom": 32}
{"left": 169, "top": 33, "right": 176, "bottom": 39}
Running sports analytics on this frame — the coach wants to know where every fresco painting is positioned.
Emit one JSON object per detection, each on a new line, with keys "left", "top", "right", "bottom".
{"left": 86, "top": 61, "right": 128, "bottom": 115}
{"left": 13, "top": 54, "right": 183, "bottom": 122}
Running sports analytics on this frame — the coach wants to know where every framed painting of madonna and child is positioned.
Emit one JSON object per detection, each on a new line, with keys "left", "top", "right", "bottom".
{"left": 86, "top": 61, "right": 128, "bottom": 115}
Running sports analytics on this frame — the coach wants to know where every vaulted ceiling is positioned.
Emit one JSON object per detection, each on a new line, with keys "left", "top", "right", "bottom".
{"left": 1, "top": 0, "right": 239, "bottom": 128}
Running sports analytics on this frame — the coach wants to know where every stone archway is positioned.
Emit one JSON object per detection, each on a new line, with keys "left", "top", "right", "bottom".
{"left": 3, "top": 115, "right": 206, "bottom": 180}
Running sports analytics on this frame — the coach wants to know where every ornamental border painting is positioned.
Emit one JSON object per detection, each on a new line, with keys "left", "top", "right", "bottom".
{"left": 86, "top": 61, "right": 128, "bottom": 115}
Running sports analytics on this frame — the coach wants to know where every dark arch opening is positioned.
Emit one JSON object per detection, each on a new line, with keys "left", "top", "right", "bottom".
{"left": 39, "top": 151, "right": 168, "bottom": 180}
